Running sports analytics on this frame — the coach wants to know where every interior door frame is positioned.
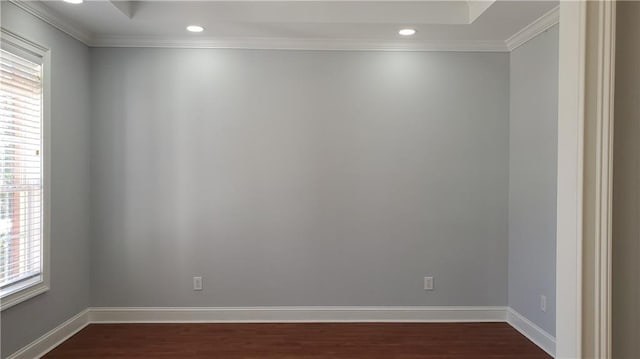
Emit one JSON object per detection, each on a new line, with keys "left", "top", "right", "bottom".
{"left": 556, "top": 1, "right": 616, "bottom": 358}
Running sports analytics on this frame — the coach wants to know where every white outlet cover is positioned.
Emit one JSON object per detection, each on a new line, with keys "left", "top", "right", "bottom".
{"left": 193, "top": 276, "right": 203, "bottom": 291}
{"left": 424, "top": 276, "right": 434, "bottom": 290}
{"left": 540, "top": 295, "right": 547, "bottom": 312}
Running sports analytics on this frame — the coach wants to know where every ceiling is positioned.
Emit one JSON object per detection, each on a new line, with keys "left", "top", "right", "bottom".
{"left": 12, "top": 0, "right": 559, "bottom": 51}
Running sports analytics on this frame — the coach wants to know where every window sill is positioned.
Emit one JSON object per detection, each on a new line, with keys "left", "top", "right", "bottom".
{"left": 0, "top": 276, "right": 49, "bottom": 311}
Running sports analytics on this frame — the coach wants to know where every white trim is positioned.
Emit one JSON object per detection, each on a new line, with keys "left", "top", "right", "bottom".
{"left": 6, "top": 0, "right": 553, "bottom": 52}
{"left": 556, "top": 1, "right": 617, "bottom": 356}
{"left": 7, "top": 306, "right": 557, "bottom": 359}
{"left": 594, "top": 2, "right": 616, "bottom": 356}
{"left": 5, "top": 0, "right": 507, "bottom": 51}
{"left": 0, "top": 277, "right": 48, "bottom": 312}
{"left": 0, "top": 28, "right": 52, "bottom": 312}
{"left": 6, "top": 309, "right": 90, "bottom": 359}
{"left": 506, "top": 308, "right": 556, "bottom": 357}
{"left": 0, "top": 28, "right": 49, "bottom": 55}
{"left": 7, "top": 0, "right": 93, "bottom": 45}
{"left": 89, "top": 306, "right": 507, "bottom": 323}
{"left": 556, "top": 2, "right": 586, "bottom": 357}
{"left": 89, "top": 36, "right": 508, "bottom": 52}
{"left": 582, "top": 1, "right": 616, "bottom": 357}
{"left": 506, "top": 5, "right": 560, "bottom": 51}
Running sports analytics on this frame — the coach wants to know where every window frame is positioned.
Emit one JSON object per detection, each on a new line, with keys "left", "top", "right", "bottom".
{"left": 0, "top": 29, "right": 51, "bottom": 311}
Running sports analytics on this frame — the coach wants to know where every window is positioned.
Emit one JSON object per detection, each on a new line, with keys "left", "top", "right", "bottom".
{"left": 0, "top": 32, "right": 49, "bottom": 310}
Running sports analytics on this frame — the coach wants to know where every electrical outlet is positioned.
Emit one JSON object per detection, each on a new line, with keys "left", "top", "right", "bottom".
{"left": 540, "top": 295, "right": 547, "bottom": 312}
{"left": 424, "top": 276, "right": 434, "bottom": 291}
{"left": 193, "top": 276, "right": 203, "bottom": 291}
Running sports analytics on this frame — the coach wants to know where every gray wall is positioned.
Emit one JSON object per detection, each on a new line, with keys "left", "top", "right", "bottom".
{"left": 613, "top": 2, "right": 640, "bottom": 357}
{"left": 0, "top": 2, "right": 92, "bottom": 358}
{"left": 90, "top": 48, "right": 509, "bottom": 307}
{"left": 508, "top": 25, "right": 558, "bottom": 335}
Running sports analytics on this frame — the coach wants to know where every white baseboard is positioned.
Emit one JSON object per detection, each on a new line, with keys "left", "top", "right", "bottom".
{"left": 7, "top": 309, "right": 90, "bottom": 359}
{"left": 89, "top": 306, "right": 507, "bottom": 323}
{"left": 506, "top": 307, "right": 556, "bottom": 357}
{"left": 8, "top": 306, "right": 556, "bottom": 359}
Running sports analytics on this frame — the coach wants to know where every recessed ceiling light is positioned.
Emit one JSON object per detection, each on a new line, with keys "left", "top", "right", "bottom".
{"left": 63, "top": 0, "right": 83, "bottom": 3}
{"left": 398, "top": 29, "right": 417, "bottom": 36}
{"left": 186, "top": 25, "right": 205, "bottom": 33}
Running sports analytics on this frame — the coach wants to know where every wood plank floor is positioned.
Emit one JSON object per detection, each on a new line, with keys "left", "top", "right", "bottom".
{"left": 43, "top": 323, "right": 551, "bottom": 359}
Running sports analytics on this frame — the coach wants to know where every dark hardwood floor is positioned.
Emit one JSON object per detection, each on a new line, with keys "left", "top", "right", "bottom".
{"left": 43, "top": 323, "right": 551, "bottom": 358}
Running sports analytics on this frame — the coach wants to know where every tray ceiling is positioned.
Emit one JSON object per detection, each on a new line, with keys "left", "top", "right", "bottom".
{"left": 8, "top": 0, "right": 560, "bottom": 51}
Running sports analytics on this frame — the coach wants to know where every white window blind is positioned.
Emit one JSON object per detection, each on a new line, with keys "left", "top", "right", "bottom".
{"left": 0, "top": 48, "right": 43, "bottom": 294}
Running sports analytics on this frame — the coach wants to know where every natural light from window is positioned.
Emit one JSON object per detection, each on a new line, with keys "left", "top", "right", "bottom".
{"left": 0, "top": 48, "right": 44, "bottom": 300}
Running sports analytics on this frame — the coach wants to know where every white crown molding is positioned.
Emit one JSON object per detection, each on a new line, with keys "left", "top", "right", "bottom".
{"left": 6, "top": 0, "right": 509, "bottom": 51}
{"left": 6, "top": 309, "right": 90, "bottom": 359}
{"left": 90, "top": 36, "right": 509, "bottom": 52}
{"left": 7, "top": 0, "right": 553, "bottom": 52}
{"left": 505, "top": 5, "right": 560, "bottom": 51}
{"left": 8, "top": 0, "right": 93, "bottom": 45}
{"left": 506, "top": 308, "right": 556, "bottom": 357}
